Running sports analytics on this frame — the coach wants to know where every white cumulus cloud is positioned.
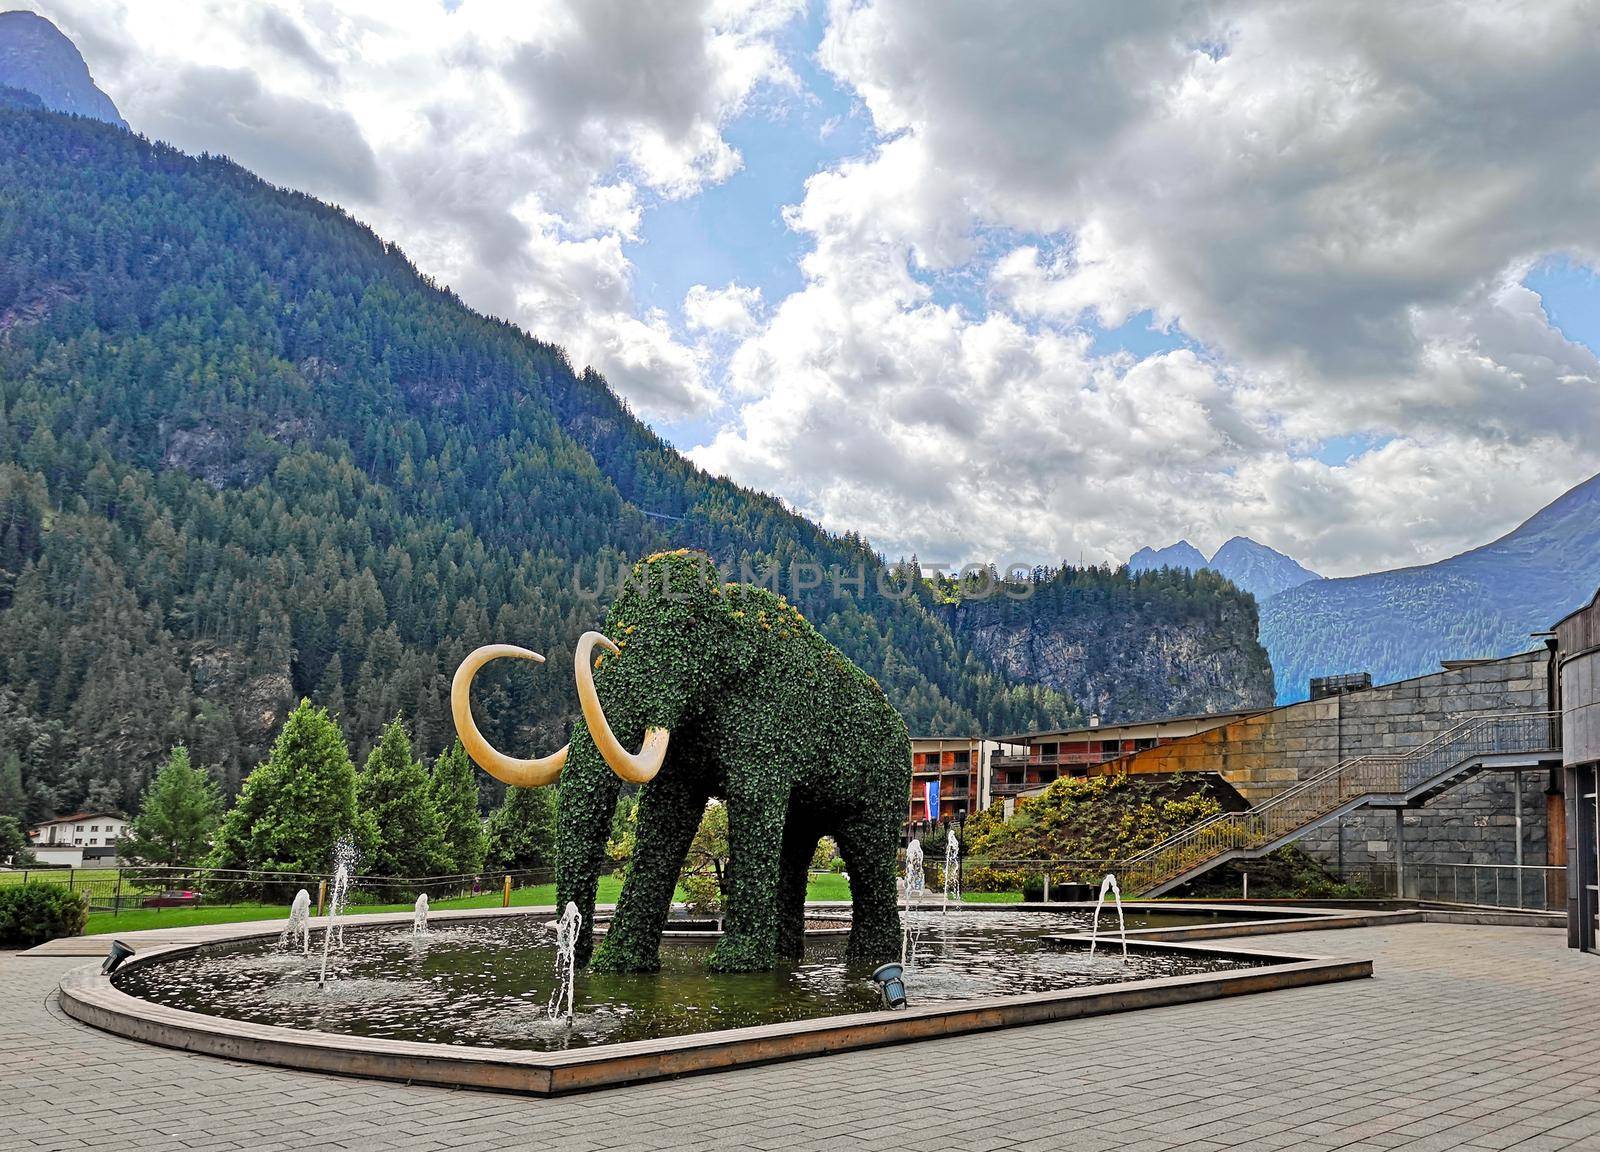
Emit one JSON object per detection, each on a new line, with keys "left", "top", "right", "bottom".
{"left": 694, "top": 0, "right": 1600, "bottom": 574}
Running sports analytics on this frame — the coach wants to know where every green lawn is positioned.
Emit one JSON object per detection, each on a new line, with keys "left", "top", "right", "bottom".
{"left": 805, "top": 871, "right": 851, "bottom": 901}
{"left": 83, "top": 876, "right": 632, "bottom": 935}
{"left": 0, "top": 868, "right": 120, "bottom": 886}
{"left": 76, "top": 871, "right": 1021, "bottom": 935}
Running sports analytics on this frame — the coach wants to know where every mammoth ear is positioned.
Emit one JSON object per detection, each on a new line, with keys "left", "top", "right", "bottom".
{"left": 451, "top": 645, "right": 568, "bottom": 788}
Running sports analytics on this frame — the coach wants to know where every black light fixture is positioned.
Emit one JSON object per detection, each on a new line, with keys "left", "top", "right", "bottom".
{"left": 871, "top": 962, "right": 908, "bottom": 1009}
{"left": 101, "top": 939, "right": 135, "bottom": 974}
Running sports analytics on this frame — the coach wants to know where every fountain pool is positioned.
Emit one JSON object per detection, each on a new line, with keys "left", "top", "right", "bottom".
{"left": 64, "top": 905, "right": 1374, "bottom": 1095}
{"left": 125, "top": 909, "right": 1297, "bottom": 1051}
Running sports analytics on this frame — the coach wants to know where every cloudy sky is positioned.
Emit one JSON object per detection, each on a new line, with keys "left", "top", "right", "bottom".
{"left": 31, "top": 0, "right": 1600, "bottom": 577}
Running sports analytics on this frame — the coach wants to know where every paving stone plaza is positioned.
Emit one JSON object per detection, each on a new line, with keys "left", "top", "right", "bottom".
{"left": 6, "top": 921, "right": 1599, "bottom": 1152}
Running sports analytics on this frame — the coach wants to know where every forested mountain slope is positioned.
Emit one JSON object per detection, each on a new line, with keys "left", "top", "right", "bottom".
{"left": 1261, "top": 471, "right": 1600, "bottom": 701}
{"left": 0, "top": 105, "right": 1081, "bottom": 818}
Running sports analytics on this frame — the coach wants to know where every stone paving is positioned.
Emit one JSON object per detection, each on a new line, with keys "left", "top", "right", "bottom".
{"left": 3, "top": 922, "right": 1598, "bottom": 1151}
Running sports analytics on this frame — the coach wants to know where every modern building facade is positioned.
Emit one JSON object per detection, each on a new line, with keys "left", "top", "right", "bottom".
{"left": 1556, "top": 589, "right": 1600, "bottom": 952}
{"left": 906, "top": 736, "right": 1023, "bottom": 831}
{"left": 988, "top": 710, "right": 1269, "bottom": 805}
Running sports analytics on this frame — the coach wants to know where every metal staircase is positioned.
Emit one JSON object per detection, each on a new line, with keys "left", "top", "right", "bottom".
{"left": 1121, "top": 711, "right": 1561, "bottom": 896}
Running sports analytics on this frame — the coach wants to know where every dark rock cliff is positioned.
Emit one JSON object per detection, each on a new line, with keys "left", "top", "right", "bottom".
{"left": 945, "top": 567, "right": 1276, "bottom": 723}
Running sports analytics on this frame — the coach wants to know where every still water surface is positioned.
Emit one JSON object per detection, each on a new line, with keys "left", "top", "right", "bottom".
{"left": 115, "top": 909, "right": 1268, "bottom": 1051}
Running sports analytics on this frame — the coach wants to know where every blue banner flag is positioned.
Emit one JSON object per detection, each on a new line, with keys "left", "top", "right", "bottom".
{"left": 925, "top": 779, "right": 940, "bottom": 824}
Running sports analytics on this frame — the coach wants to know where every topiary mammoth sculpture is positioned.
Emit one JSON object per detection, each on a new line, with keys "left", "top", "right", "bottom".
{"left": 451, "top": 550, "right": 911, "bottom": 972}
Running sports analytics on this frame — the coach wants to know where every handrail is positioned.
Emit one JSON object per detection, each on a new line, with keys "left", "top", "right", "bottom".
{"left": 1120, "top": 710, "right": 1558, "bottom": 893}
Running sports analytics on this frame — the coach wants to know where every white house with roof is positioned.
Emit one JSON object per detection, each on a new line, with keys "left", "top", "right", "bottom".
{"left": 25, "top": 810, "right": 128, "bottom": 866}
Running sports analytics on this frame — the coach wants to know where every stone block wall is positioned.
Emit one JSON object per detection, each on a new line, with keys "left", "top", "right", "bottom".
{"left": 1115, "top": 648, "right": 1556, "bottom": 878}
{"left": 1298, "top": 769, "right": 1556, "bottom": 901}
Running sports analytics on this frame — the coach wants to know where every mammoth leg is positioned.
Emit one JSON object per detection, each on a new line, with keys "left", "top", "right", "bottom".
{"left": 555, "top": 740, "right": 621, "bottom": 968}
{"left": 775, "top": 810, "right": 821, "bottom": 961}
{"left": 710, "top": 782, "right": 792, "bottom": 972}
{"left": 834, "top": 813, "right": 903, "bottom": 965}
{"left": 592, "top": 768, "right": 709, "bottom": 973}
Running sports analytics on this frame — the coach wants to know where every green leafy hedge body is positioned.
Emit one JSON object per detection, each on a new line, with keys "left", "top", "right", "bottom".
{"left": 554, "top": 552, "right": 910, "bottom": 973}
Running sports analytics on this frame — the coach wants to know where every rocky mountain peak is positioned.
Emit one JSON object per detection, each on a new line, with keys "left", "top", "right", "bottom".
{"left": 0, "top": 10, "right": 125, "bottom": 128}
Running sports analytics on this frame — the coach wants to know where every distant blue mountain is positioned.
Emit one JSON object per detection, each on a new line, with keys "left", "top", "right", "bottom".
{"left": 1128, "top": 540, "right": 1209, "bottom": 574}
{"left": 0, "top": 11, "right": 125, "bottom": 129}
{"left": 1260, "top": 471, "right": 1600, "bottom": 702}
{"left": 1128, "top": 536, "right": 1320, "bottom": 603}
{"left": 1209, "top": 536, "right": 1321, "bottom": 602}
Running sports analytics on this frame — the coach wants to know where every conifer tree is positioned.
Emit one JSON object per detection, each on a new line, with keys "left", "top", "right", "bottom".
{"left": 208, "top": 700, "right": 364, "bottom": 878}
{"left": 0, "top": 753, "right": 25, "bottom": 821}
{"left": 357, "top": 717, "right": 448, "bottom": 878}
{"left": 430, "top": 740, "right": 487, "bottom": 874}
{"left": 0, "top": 815, "right": 30, "bottom": 864}
{"left": 485, "top": 784, "right": 557, "bottom": 872}
{"left": 118, "top": 745, "right": 221, "bottom": 867}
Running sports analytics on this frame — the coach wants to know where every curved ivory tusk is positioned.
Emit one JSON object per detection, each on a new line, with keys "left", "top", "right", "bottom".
{"left": 574, "top": 630, "right": 670, "bottom": 784}
{"left": 451, "top": 644, "right": 569, "bottom": 788}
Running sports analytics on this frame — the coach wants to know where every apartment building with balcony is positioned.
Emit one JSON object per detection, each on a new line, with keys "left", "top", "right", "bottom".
{"left": 906, "top": 736, "right": 1024, "bottom": 832}
{"left": 988, "top": 709, "right": 1270, "bottom": 806}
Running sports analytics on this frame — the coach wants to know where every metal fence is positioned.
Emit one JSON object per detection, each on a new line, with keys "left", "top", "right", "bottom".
{"left": 906, "top": 857, "right": 1122, "bottom": 896}
{"left": 1403, "top": 862, "right": 1565, "bottom": 910}
{"left": 0, "top": 865, "right": 559, "bottom": 915}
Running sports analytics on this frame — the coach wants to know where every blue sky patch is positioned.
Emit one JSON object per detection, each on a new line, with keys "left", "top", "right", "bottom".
{"left": 1525, "top": 256, "right": 1600, "bottom": 355}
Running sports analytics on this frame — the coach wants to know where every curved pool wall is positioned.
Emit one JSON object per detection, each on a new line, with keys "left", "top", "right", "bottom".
{"left": 59, "top": 905, "right": 1373, "bottom": 1096}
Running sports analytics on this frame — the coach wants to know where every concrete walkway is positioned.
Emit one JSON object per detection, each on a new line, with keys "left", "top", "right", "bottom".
{"left": 4, "top": 922, "right": 1598, "bottom": 1151}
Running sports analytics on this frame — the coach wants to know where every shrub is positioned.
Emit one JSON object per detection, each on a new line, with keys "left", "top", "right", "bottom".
{"left": 1182, "top": 846, "right": 1383, "bottom": 900}
{"left": 681, "top": 873, "right": 722, "bottom": 916}
{"left": 0, "top": 882, "right": 89, "bottom": 947}
{"left": 963, "top": 864, "right": 1028, "bottom": 893}
{"left": 964, "top": 771, "right": 1224, "bottom": 863}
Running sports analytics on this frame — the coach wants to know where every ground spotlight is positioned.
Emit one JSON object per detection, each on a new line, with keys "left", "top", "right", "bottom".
{"left": 101, "top": 940, "right": 135, "bottom": 974}
{"left": 871, "top": 962, "right": 907, "bottom": 1009}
